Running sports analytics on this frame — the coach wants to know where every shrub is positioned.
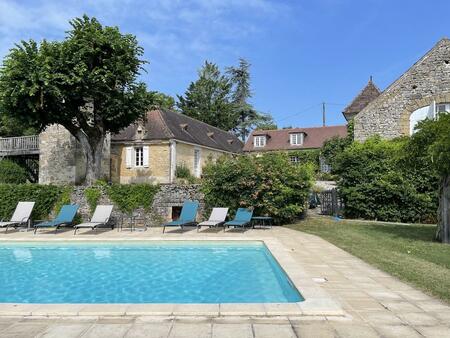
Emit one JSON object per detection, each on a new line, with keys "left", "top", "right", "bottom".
{"left": 201, "top": 153, "right": 313, "bottom": 224}
{"left": 334, "top": 137, "right": 437, "bottom": 223}
{"left": 84, "top": 186, "right": 102, "bottom": 214}
{"left": 0, "top": 160, "right": 28, "bottom": 184}
{"left": 0, "top": 184, "right": 67, "bottom": 221}
{"left": 175, "top": 164, "right": 198, "bottom": 184}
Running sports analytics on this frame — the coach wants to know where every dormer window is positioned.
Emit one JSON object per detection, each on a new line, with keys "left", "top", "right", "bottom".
{"left": 290, "top": 133, "right": 304, "bottom": 146}
{"left": 254, "top": 135, "right": 266, "bottom": 147}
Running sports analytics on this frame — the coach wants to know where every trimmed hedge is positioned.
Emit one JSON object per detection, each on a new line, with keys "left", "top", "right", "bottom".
{"left": 0, "top": 184, "right": 68, "bottom": 220}
{"left": 201, "top": 153, "right": 313, "bottom": 224}
{"left": 0, "top": 160, "right": 28, "bottom": 184}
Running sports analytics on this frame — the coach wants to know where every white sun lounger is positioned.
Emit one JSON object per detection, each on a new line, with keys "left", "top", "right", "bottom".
{"left": 197, "top": 208, "right": 229, "bottom": 231}
{"left": 0, "top": 201, "right": 35, "bottom": 233}
{"left": 74, "top": 205, "right": 113, "bottom": 234}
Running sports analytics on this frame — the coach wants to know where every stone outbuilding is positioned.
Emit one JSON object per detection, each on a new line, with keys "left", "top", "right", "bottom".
{"left": 347, "top": 38, "right": 450, "bottom": 141}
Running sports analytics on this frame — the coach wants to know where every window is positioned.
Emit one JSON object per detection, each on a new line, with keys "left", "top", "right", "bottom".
{"left": 254, "top": 135, "right": 266, "bottom": 147}
{"left": 126, "top": 146, "right": 149, "bottom": 169}
{"left": 290, "top": 156, "right": 300, "bottom": 164}
{"left": 409, "top": 101, "right": 450, "bottom": 135}
{"left": 290, "top": 133, "right": 304, "bottom": 146}
{"left": 135, "top": 147, "right": 144, "bottom": 167}
{"left": 194, "top": 148, "right": 201, "bottom": 177}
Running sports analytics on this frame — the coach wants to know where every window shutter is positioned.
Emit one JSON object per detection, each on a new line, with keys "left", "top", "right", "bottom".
{"left": 125, "top": 147, "right": 133, "bottom": 168}
{"left": 143, "top": 146, "right": 149, "bottom": 168}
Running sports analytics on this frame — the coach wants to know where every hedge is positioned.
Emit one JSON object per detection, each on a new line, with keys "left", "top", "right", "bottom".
{"left": 201, "top": 153, "right": 313, "bottom": 224}
{"left": 0, "top": 184, "right": 68, "bottom": 221}
{"left": 334, "top": 137, "right": 438, "bottom": 223}
{"left": 0, "top": 160, "right": 28, "bottom": 184}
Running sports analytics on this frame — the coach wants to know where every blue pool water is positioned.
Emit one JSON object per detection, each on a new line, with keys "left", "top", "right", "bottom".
{"left": 0, "top": 241, "right": 303, "bottom": 304}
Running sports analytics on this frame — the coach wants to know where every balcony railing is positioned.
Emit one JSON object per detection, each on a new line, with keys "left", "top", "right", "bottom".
{"left": 0, "top": 135, "right": 40, "bottom": 156}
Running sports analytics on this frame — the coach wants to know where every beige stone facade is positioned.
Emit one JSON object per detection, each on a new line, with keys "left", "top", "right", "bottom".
{"left": 111, "top": 140, "right": 229, "bottom": 184}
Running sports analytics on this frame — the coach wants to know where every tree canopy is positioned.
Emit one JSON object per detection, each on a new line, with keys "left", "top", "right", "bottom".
{"left": 177, "top": 59, "right": 274, "bottom": 139}
{"left": 0, "top": 15, "right": 150, "bottom": 184}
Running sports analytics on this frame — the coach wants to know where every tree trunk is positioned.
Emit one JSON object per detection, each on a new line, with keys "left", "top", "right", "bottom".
{"left": 436, "top": 175, "right": 450, "bottom": 243}
{"left": 76, "top": 130, "right": 105, "bottom": 186}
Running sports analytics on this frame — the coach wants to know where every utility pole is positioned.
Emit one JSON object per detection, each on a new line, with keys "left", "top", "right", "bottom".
{"left": 322, "top": 102, "right": 326, "bottom": 126}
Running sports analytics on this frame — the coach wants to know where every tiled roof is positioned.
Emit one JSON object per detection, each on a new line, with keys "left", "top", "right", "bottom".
{"left": 342, "top": 79, "right": 381, "bottom": 121}
{"left": 243, "top": 125, "right": 347, "bottom": 152}
{"left": 112, "top": 109, "right": 243, "bottom": 153}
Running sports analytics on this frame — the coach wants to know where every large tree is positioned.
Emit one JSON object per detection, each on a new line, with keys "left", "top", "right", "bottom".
{"left": 148, "top": 91, "right": 175, "bottom": 110}
{"left": 0, "top": 15, "right": 149, "bottom": 184}
{"left": 177, "top": 61, "right": 237, "bottom": 131}
{"left": 226, "top": 58, "right": 275, "bottom": 140}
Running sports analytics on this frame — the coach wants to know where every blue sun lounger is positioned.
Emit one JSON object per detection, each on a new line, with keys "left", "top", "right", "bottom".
{"left": 225, "top": 208, "right": 253, "bottom": 230}
{"left": 163, "top": 200, "right": 199, "bottom": 233}
{"left": 34, "top": 204, "right": 79, "bottom": 234}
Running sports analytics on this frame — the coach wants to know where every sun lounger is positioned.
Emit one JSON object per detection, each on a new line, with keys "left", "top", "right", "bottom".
{"left": 0, "top": 202, "right": 35, "bottom": 233}
{"left": 74, "top": 205, "right": 113, "bottom": 234}
{"left": 225, "top": 208, "right": 253, "bottom": 230}
{"left": 163, "top": 200, "right": 199, "bottom": 233}
{"left": 34, "top": 204, "right": 79, "bottom": 234}
{"left": 197, "top": 208, "right": 228, "bottom": 231}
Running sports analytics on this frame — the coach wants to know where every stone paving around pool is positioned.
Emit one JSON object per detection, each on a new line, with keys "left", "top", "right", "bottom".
{"left": 0, "top": 226, "right": 449, "bottom": 337}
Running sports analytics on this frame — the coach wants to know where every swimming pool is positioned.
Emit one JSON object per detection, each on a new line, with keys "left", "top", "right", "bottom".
{"left": 0, "top": 241, "right": 303, "bottom": 304}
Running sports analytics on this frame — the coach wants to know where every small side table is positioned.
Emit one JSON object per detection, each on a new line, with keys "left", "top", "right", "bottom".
{"left": 119, "top": 215, "right": 148, "bottom": 232}
{"left": 252, "top": 216, "right": 273, "bottom": 229}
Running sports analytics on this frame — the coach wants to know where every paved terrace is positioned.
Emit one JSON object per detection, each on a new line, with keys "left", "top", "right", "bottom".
{"left": 0, "top": 226, "right": 449, "bottom": 337}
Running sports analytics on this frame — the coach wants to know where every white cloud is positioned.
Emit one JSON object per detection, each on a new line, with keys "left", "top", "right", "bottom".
{"left": 0, "top": 0, "right": 293, "bottom": 93}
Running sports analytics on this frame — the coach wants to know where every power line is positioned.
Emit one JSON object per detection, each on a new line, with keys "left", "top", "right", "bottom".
{"left": 277, "top": 103, "right": 322, "bottom": 123}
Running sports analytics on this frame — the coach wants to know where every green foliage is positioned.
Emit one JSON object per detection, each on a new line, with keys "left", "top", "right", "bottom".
{"left": 334, "top": 137, "right": 437, "bottom": 223}
{"left": 321, "top": 135, "right": 352, "bottom": 172}
{"left": 175, "top": 164, "right": 198, "bottom": 184}
{"left": 106, "top": 184, "right": 160, "bottom": 214}
{"left": 177, "top": 61, "right": 236, "bottom": 131}
{"left": 177, "top": 59, "right": 272, "bottom": 139}
{"left": 0, "top": 114, "right": 36, "bottom": 137}
{"left": 0, "top": 15, "right": 150, "bottom": 183}
{"left": 148, "top": 91, "right": 176, "bottom": 110}
{"left": 0, "top": 160, "right": 28, "bottom": 184}
{"left": 409, "top": 113, "right": 450, "bottom": 177}
{"left": 0, "top": 184, "right": 66, "bottom": 220}
{"left": 84, "top": 186, "right": 102, "bottom": 214}
{"left": 201, "top": 153, "right": 313, "bottom": 224}
{"left": 289, "top": 149, "right": 320, "bottom": 170}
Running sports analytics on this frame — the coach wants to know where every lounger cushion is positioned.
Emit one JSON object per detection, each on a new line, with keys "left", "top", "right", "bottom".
{"left": 225, "top": 220, "right": 249, "bottom": 226}
{"left": 74, "top": 222, "right": 103, "bottom": 229}
{"left": 198, "top": 220, "right": 224, "bottom": 226}
{"left": 165, "top": 219, "right": 195, "bottom": 226}
{"left": 0, "top": 221, "right": 19, "bottom": 228}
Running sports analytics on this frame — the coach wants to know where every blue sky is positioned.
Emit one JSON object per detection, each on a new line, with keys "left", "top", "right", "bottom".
{"left": 0, "top": 0, "right": 449, "bottom": 128}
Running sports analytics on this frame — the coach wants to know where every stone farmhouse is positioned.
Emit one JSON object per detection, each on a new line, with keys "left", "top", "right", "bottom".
{"left": 243, "top": 125, "right": 347, "bottom": 170}
{"left": 38, "top": 109, "right": 243, "bottom": 185}
{"left": 346, "top": 38, "right": 450, "bottom": 141}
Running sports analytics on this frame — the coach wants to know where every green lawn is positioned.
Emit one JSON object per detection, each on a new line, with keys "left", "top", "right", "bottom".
{"left": 287, "top": 216, "right": 450, "bottom": 303}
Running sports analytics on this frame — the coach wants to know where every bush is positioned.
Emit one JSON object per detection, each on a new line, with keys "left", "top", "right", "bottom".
{"left": 334, "top": 137, "right": 437, "bottom": 223}
{"left": 0, "top": 184, "right": 68, "bottom": 221}
{"left": 201, "top": 153, "right": 313, "bottom": 224}
{"left": 0, "top": 160, "right": 28, "bottom": 184}
{"left": 175, "top": 164, "right": 198, "bottom": 184}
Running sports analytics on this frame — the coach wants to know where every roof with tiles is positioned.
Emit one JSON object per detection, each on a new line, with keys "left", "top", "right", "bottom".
{"left": 112, "top": 109, "right": 244, "bottom": 153}
{"left": 243, "top": 125, "right": 347, "bottom": 152}
{"left": 342, "top": 78, "right": 381, "bottom": 121}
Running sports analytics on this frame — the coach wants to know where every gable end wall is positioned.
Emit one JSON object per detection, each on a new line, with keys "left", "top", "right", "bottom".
{"left": 354, "top": 39, "right": 450, "bottom": 141}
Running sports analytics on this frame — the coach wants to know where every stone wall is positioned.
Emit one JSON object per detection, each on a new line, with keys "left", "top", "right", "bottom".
{"left": 354, "top": 38, "right": 450, "bottom": 141}
{"left": 70, "top": 184, "right": 204, "bottom": 227}
{"left": 39, "top": 125, "right": 110, "bottom": 185}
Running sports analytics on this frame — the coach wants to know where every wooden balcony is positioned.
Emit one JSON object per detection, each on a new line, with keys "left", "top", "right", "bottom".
{"left": 0, "top": 135, "right": 40, "bottom": 156}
